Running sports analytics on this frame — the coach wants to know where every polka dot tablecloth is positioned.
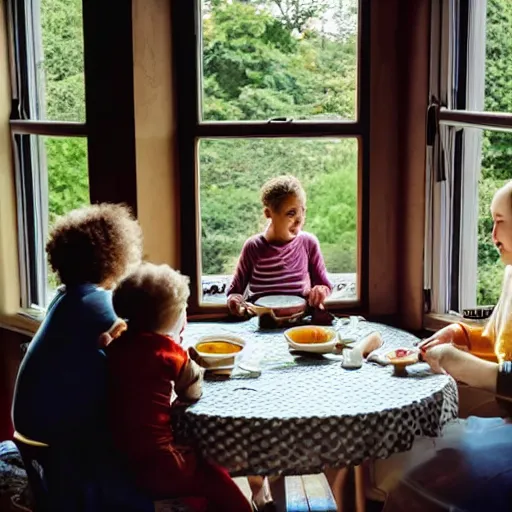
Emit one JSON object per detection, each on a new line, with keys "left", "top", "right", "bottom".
{"left": 173, "top": 319, "right": 458, "bottom": 476}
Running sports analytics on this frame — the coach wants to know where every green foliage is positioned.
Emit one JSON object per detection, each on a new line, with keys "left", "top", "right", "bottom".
{"left": 40, "top": 0, "right": 85, "bottom": 122}
{"left": 41, "top": 0, "right": 88, "bottom": 229}
{"left": 477, "top": 0, "right": 512, "bottom": 304}
{"left": 199, "top": 1, "right": 358, "bottom": 275}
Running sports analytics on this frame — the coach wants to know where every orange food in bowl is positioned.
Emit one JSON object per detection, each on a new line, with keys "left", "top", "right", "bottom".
{"left": 288, "top": 326, "right": 333, "bottom": 344}
{"left": 196, "top": 341, "right": 243, "bottom": 355}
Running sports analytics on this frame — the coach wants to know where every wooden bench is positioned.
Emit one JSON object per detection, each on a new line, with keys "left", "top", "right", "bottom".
{"left": 234, "top": 474, "right": 337, "bottom": 512}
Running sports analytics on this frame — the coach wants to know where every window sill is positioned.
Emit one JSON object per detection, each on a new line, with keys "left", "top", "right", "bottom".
{"left": 0, "top": 312, "right": 40, "bottom": 337}
{"left": 423, "top": 312, "right": 487, "bottom": 332}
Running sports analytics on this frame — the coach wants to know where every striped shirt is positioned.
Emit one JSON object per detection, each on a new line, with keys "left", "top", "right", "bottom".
{"left": 227, "top": 232, "right": 332, "bottom": 302}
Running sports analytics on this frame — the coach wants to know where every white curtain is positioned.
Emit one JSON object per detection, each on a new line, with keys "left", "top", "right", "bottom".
{"left": 459, "top": 0, "right": 487, "bottom": 309}
{"left": 426, "top": 0, "right": 458, "bottom": 314}
{"left": 425, "top": 0, "right": 487, "bottom": 314}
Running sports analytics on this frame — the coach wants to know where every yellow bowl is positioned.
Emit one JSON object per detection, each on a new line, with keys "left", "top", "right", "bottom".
{"left": 284, "top": 325, "right": 338, "bottom": 354}
{"left": 194, "top": 334, "right": 246, "bottom": 360}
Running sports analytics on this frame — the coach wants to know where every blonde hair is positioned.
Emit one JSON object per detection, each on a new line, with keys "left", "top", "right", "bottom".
{"left": 113, "top": 263, "right": 190, "bottom": 333}
{"left": 260, "top": 175, "right": 305, "bottom": 212}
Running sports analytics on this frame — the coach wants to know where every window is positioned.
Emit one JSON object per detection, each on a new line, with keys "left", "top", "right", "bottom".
{"left": 173, "top": 0, "right": 369, "bottom": 312}
{"left": 425, "top": 0, "right": 512, "bottom": 315}
{"left": 8, "top": 0, "right": 88, "bottom": 308}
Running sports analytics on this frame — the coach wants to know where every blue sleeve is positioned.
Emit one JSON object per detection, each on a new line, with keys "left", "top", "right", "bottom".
{"left": 84, "top": 288, "right": 119, "bottom": 335}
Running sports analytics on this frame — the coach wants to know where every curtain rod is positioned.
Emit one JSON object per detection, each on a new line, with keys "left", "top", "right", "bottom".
{"left": 439, "top": 108, "right": 512, "bottom": 132}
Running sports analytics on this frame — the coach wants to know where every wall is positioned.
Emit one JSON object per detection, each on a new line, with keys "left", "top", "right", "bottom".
{"left": 132, "top": 0, "right": 180, "bottom": 267}
{"left": 0, "top": 328, "right": 27, "bottom": 440}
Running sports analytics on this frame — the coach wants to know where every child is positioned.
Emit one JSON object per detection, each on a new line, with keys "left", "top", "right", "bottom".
{"left": 227, "top": 175, "right": 332, "bottom": 316}
{"left": 12, "top": 203, "right": 143, "bottom": 450}
{"left": 107, "top": 262, "right": 253, "bottom": 512}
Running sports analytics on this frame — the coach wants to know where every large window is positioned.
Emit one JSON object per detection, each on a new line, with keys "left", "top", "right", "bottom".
{"left": 173, "top": 0, "right": 369, "bottom": 312}
{"left": 425, "top": 0, "right": 512, "bottom": 314}
{"left": 8, "top": 0, "right": 88, "bottom": 308}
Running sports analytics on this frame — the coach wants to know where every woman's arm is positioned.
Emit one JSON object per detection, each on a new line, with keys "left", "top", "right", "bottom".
{"left": 424, "top": 344, "right": 499, "bottom": 393}
{"left": 419, "top": 322, "right": 497, "bottom": 362}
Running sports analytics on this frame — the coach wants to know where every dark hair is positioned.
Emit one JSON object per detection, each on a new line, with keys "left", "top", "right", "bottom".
{"left": 113, "top": 262, "right": 190, "bottom": 332}
{"left": 46, "top": 203, "right": 143, "bottom": 286}
{"left": 260, "top": 175, "right": 306, "bottom": 212}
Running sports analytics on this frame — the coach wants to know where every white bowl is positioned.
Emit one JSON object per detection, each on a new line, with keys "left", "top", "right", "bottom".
{"left": 284, "top": 325, "right": 339, "bottom": 354}
{"left": 194, "top": 334, "right": 246, "bottom": 362}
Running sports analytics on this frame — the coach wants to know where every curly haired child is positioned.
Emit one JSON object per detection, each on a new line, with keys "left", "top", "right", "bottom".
{"left": 107, "top": 263, "right": 252, "bottom": 512}
{"left": 12, "top": 203, "right": 142, "bottom": 451}
{"left": 227, "top": 175, "right": 332, "bottom": 316}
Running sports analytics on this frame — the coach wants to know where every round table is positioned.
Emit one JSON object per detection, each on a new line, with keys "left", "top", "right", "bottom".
{"left": 173, "top": 318, "right": 458, "bottom": 476}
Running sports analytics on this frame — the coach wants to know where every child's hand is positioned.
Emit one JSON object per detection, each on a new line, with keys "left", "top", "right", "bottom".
{"left": 98, "top": 320, "right": 127, "bottom": 349}
{"left": 98, "top": 333, "right": 112, "bottom": 349}
{"left": 227, "top": 294, "right": 245, "bottom": 316}
{"left": 307, "top": 285, "right": 331, "bottom": 308}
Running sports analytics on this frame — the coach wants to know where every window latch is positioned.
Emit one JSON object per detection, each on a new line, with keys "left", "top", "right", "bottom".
{"left": 267, "top": 117, "right": 293, "bottom": 123}
{"left": 426, "top": 97, "right": 440, "bottom": 147}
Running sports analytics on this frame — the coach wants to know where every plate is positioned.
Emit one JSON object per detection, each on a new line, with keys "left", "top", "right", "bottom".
{"left": 255, "top": 295, "right": 306, "bottom": 308}
{"left": 385, "top": 348, "right": 420, "bottom": 373}
{"left": 284, "top": 325, "right": 338, "bottom": 354}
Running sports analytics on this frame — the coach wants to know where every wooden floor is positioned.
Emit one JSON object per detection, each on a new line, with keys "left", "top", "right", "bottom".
{"left": 234, "top": 474, "right": 337, "bottom": 512}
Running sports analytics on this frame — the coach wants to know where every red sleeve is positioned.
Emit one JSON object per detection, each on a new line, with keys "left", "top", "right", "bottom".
{"left": 307, "top": 235, "right": 332, "bottom": 290}
{"left": 227, "top": 237, "right": 256, "bottom": 297}
{"left": 156, "top": 336, "right": 189, "bottom": 380}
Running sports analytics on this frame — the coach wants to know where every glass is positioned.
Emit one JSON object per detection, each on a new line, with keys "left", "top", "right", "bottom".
{"left": 30, "top": 0, "right": 85, "bottom": 121}
{"left": 200, "top": 0, "right": 358, "bottom": 121}
{"left": 475, "top": 129, "right": 512, "bottom": 305}
{"left": 484, "top": 0, "right": 512, "bottom": 114}
{"left": 198, "top": 137, "right": 359, "bottom": 304}
{"left": 35, "top": 136, "right": 89, "bottom": 299}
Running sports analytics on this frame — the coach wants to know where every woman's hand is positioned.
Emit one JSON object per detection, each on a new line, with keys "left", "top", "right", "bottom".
{"left": 227, "top": 294, "right": 245, "bottom": 316}
{"left": 308, "top": 285, "right": 331, "bottom": 308}
{"left": 417, "top": 323, "right": 468, "bottom": 352}
{"left": 422, "top": 344, "right": 457, "bottom": 374}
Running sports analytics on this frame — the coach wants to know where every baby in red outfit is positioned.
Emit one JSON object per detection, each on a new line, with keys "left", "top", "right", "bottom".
{"left": 106, "top": 262, "right": 252, "bottom": 512}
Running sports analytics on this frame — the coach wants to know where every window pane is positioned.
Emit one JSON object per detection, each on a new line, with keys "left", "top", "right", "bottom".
{"left": 201, "top": 0, "right": 358, "bottom": 121}
{"left": 485, "top": 0, "right": 512, "bottom": 113}
{"left": 36, "top": 136, "right": 89, "bottom": 302}
{"left": 29, "top": 0, "right": 85, "bottom": 121}
{"left": 198, "top": 138, "right": 358, "bottom": 304}
{"left": 475, "top": 129, "right": 511, "bottom": 306}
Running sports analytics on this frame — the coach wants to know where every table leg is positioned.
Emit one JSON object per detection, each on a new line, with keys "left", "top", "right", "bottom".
{"left": 324, "top": 467, "right": 349, "bottom": 512}
{"left": 268, "top": 475, "right": 286, "bottom": 512}
{"left": 354, "top": 465, "right": 366, "bottom": 512}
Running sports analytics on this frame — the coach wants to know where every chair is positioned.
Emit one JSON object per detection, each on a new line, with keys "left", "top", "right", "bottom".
{"left": 13, "top": 437, "right": 154, "bottom": 512}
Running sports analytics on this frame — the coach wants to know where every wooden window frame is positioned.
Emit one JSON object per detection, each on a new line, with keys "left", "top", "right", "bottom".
{"left": 6, "top": 0, "right": 137, "bottom": 308}
{"left": 171, "top": 0, "right": 371, "bottom": 315}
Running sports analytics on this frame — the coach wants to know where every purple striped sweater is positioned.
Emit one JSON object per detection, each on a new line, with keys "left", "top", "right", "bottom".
{"left": 227, "top": 231, "right": 332, "bottom": 302}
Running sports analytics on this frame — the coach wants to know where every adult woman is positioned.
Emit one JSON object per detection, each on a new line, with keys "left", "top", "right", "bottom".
{"left": 381, "top": 182, "right": 512, "bottom": 511}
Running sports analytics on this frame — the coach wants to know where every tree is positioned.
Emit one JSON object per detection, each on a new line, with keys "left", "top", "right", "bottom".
{"left": 477, "top": 0, "right": 512, "bottom": 304}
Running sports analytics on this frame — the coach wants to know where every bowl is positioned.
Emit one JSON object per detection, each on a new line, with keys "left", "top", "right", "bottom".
{"left": 252, "top": 295, "right": 307, "bottom": 319}
{"left": 193, "top": 334, "right": 246, "bottom": 370}
{"left": 284, "top": 325, "right": 338, "bottom": 354}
